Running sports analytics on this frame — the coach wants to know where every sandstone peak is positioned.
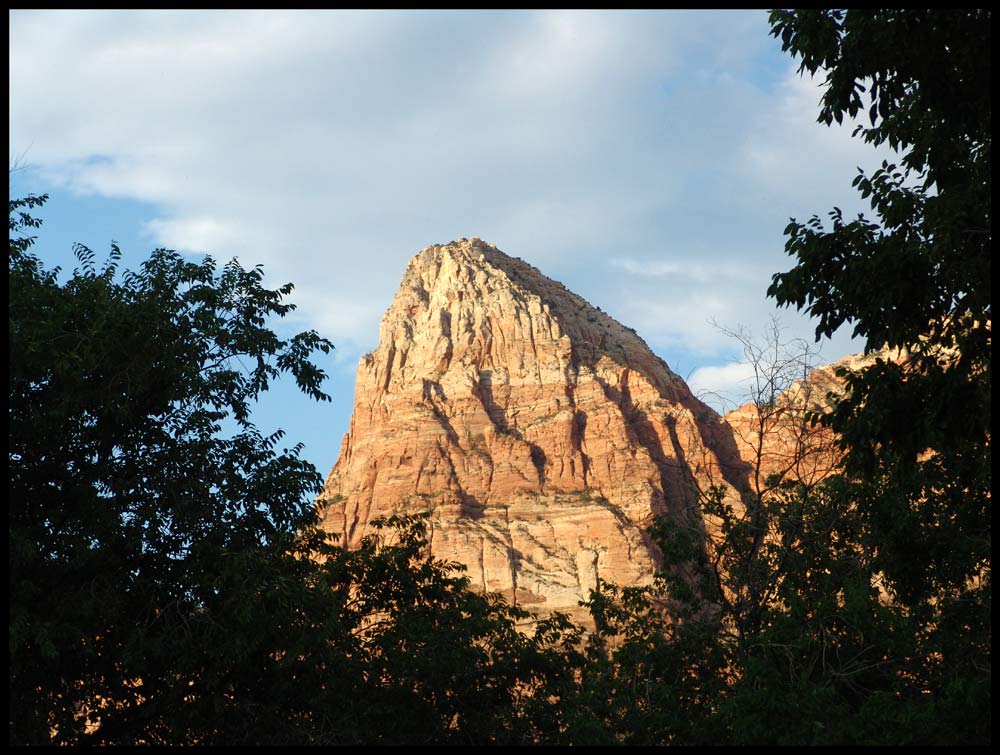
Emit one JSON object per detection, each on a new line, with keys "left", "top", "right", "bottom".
{"left": 319, "top": 239, "right": 749, "bottom": 621}
{"left": 378, "top": 237, "right": 692, "bottom": 402}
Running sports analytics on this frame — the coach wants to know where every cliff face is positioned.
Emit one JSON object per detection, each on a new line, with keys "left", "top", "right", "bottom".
{"left": 318, "top": 238, "right": 747, "bottom": 621}
{"left": 721, "top": 352, "right": 874, "bottom": 491}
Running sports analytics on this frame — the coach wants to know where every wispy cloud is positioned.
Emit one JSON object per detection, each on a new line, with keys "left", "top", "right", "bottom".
{"left": 609, "top": 257, "right": 764, "bottom": 283}
{"left": 10, "top": 9, "right": 875, "bottom": 369}
{"left": 688, "top": 361, "right": 758, "bottom": 409}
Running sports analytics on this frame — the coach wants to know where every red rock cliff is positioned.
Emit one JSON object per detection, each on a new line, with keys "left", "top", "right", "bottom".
{"left": 318, "top": 238, "right": 746, "bottom": 620}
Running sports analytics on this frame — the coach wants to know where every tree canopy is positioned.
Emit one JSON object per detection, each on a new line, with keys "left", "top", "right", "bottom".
{"left": 766, "top": 8, "right": 990, "bottom": 742}
{"left": 9, "top": 194, "right": 332, "bottom": 742}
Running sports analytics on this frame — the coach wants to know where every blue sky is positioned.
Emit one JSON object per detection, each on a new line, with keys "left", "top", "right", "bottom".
{"left": 9, "top": 9, "right": 891, "bottom": 478}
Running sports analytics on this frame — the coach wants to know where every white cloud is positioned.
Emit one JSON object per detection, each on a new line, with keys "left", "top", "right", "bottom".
{"left": 738, "top": 67, "right": 896, "bottom": 215}
{"left": 612, "top": 258, "right": 691, "bottom": 279}
{"left": 613, "top": 287, "right": 759, "bottom": 355}
{"left": 688, "top": 361, "right": 758, "bottom": 409}
{"left": 142, "top": 216, "right": 245, "bottom": 254}
{"left": 609, "top": 257, "right": 765, "bottom": 284}
{"left": 10, "top": 9, "right": 873, "bottom": 374}
{"left": 479, "top": 12, "right": 616, "bottom": 101}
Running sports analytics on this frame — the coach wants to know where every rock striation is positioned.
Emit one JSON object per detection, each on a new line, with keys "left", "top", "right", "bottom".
{"left": 318, "top": 238, "right": 747, "bottom": 622}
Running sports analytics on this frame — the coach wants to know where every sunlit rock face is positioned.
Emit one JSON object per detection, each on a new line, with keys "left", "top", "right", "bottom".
{"left": 318, "top": 238, "right": 748, "bottom": 622}
{"left": 720, "top": 352, "right": 869, "bottom": 493}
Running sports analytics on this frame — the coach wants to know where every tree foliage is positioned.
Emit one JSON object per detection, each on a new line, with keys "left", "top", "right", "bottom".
{"left": 8, "top": 199, "right": 572, "bottom": 745}
{"left": 765, "top": 8, "right": 990, "bottom": 741}
{"left": 9, "top": 194, "right": 332, "bottom": 742}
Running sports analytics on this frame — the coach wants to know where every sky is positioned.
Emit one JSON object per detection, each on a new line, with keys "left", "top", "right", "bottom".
{"left": 9, "top": 9, "right": 892, "bottom": 478}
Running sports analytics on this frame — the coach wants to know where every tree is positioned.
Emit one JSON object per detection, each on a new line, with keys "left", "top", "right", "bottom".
{"left": 8, "top": 197, "right": 572, "bottom": 745}
{"left": 9, "top": 193, "right": 336, "bottom": 743}
{"left": 702, "top": 317, "right": 840, "bottom": 493}
{"left": 765, "top": 9, "right": 990, "bottom": 742}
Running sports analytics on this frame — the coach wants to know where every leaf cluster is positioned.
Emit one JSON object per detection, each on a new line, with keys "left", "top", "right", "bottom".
{"left": 760, "top": 8, "right": 990, "bottom": 742}
{"left": 9, "top": 198, "right": 338, "bottom": 743}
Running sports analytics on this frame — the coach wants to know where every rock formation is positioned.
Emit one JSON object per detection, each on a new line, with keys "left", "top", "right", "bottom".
{"left": 720, "top": 353, "right": 869, "bottom": 494}
{"left": 318, "top": 238, "right": 749, "bottom": 622}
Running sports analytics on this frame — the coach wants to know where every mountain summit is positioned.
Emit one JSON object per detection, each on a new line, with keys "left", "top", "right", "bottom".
{"left": 318, "top": 238, "right": 746, "bottom": 619}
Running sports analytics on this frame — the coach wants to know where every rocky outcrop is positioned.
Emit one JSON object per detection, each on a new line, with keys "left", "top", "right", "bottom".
{"left": 317, "top": 238, "right": 745, "bottom": 622}
{"left": 721, "top": 351, "right": 877, "bottom": 492}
